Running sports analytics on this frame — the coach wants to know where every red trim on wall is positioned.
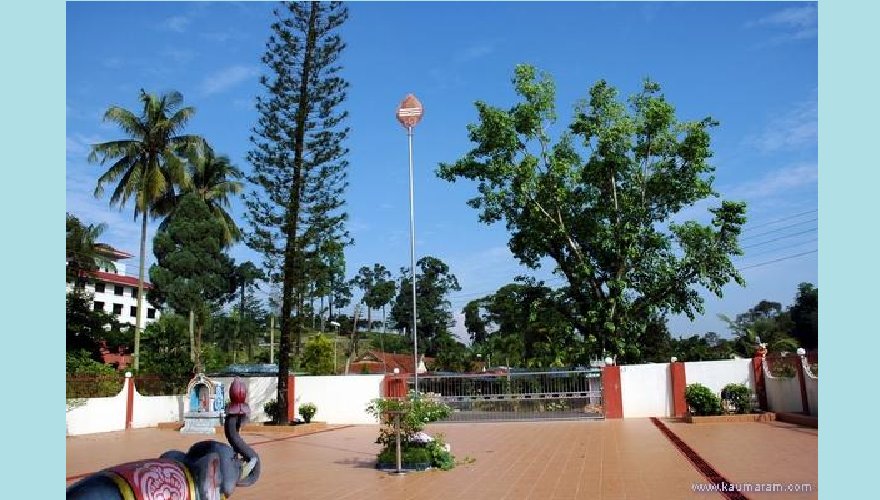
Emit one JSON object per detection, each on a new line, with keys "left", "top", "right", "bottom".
{"left": 752, "top": 356, "right": 768, "bottom": 410}
{"left": 670, "top": 362, "right": 688, "bottom": 418}
{"left": 125, "top": 377, "right": 135, "bottom": 429}
{"left": 383, "top": 375, "right": 407, "bottom": 398}
{"left": 287, "top": 375, "right": 296, "bottom": 422}
{"left": 602, "top": 366, "right": 623, "bottom": 419}
{"left": 793, "top": 357, "right": 810, "bottom": 414}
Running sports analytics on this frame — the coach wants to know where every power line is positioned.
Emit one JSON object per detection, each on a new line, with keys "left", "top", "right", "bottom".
{"left": 741, "top": 227, "right": 817, "bottom": 249}
{"left": 739, "top": 217, "right": 817, "bottom": 242}
{"left": 735, "top": 238, "right": 817, "bottom": 261}
{"left": 740, "top": 208, "right": 817, "bottom": 233}
{"left": 737, "top": 250, "right": 817, "bottom": 271}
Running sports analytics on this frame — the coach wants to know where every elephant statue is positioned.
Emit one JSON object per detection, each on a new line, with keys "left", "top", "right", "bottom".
{"left": 67, "top": 377, "right": 260, "bottom": 499}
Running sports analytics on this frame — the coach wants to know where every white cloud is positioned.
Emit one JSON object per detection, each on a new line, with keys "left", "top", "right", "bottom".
{"left": 727, "top": 163, "right": 818, "bottom": 201}
{"left": 746, "top": 5, "right": 817, "bottom": 44}
{"left": 160, "top": 15, "right": 191, "bottom": 33}
{"left": 200, "top": 65, "right": 259, "bottom": 96}
{"left": 163, "top": 48, "right": 197, "bottom": 65}
{"left": 748, "top": 95, "right": 817, "bottom": 153}
{"left": 454, "top": 44, "right": 494, "bottom": 63}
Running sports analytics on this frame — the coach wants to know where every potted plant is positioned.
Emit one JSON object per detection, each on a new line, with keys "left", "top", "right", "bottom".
{"left": 366, "top": 391, "right": 456, "bottom": 471}
{"left": 299, "top": 402, "right": 317, "bottom": 423}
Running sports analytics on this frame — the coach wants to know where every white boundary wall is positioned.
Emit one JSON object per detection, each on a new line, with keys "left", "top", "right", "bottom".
{"left": 685, "top": 358, "right": 754, "bottom": 395}
{"left": 620, "top": 363, "right": 672, "bottom": 418}
{"left": 66, "top": 381, "right": 127, "bottom": 436}
{"left": 294, "top": 375, "right": 384, "bottom": 424}
{"left": 804, "top": 367, "right": 818, "bottom": 417}
{"left": 213, "top": 376, "right": 278, "bottom": 423}
{"left": 763, "top": 360, "right": 802, "bottom": 413}
{"left": 131, "top": 393, "right": 185, "bottom": 429}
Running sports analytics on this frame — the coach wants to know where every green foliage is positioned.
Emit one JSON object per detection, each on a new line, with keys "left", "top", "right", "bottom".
{"left": 66, "top": 213, "right": 115, "bottom": 285}
{"left": 302, "top": 334, "right": 335, "bottom": 375}
{"left": 369, "top": 331, "right": 411, "bottom": 354}
{"left": 299, "top": 402, "right": 317, "bottom": 423}
{"left": 685, "top": 383, "right": 722, "bottom": 416}
{"left": 66, "top": 290, "right": 130, "bottom": 360}
{"left": 377, "top": 446, "right": 431, "bottom": 467}
{"left": 438, "top": 65, "right": 747, "bottom": 358}
{"left": 390, "top": 256, "right": 462, "bottom": 356}
{"left": 720, "top": 383, "right": 752, "bottom": 414}
{"left": 264, "top": 399, "right": 282, "bottom": 423}
{"left": 149, "top": 193, "right": 236, "bottom": 371}
{"left": 155, "top": 148, "right": 244, "bottom": 247}
{"left": 789, "top": 283, "right": 818, "bottom": 350}
{"left": 468, "top": 279, "right": 583, "bottom": 369}
{"left": 245, "top": 1, "right": 351, "bottom": 422}
{"left": 66, "top": 349, "right": 118, "bottom": 377}
{"left": 139, "top": 314, "right": 194, "bottom": 381}
{"left": 369, "top": 397, "right": 456, "bottom": 470}
{"left": 366, "top": 392, "right": 453, "bottom": 445}
{"left": 90, "top": 89, "right": 206, "bottom": 371}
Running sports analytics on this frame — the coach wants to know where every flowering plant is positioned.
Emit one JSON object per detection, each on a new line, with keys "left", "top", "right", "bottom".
{"left": 299, "top": 402, "right": 317, "bottom": 423}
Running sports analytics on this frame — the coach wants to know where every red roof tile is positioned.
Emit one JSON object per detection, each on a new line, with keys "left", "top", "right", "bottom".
{"left": 88, "top": 271, "right": 153, "bottom": 289}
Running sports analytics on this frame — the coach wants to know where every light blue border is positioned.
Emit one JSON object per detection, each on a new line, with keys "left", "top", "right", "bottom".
{"left": 3, "top": 0, "right": 65, "bottom": 495}
{"left": 4, "top": 0, "right": 865, "bottom": 496}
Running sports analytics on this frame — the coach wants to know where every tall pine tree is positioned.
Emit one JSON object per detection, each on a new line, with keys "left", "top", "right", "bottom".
{"left": 246, "top": 1, "right": 350, "bottom": 423}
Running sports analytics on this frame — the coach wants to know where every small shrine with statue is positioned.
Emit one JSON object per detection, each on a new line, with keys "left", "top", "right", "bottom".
{"left": 180, "top": 373, "right": 225, "bottom": 434}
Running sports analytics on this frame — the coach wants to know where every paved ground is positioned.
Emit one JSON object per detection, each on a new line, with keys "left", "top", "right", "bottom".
{"left": 67, "top": 419, "right": 817, "bottom": 499}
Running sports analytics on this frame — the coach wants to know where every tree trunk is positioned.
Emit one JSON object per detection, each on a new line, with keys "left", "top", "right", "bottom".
{"left": 133, "top": 211, "right": 147, "bottom": 371}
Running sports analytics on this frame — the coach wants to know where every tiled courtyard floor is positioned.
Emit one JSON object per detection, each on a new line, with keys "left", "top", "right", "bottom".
{"left": 67, "top": 419, "right": 817, "bottom": 499}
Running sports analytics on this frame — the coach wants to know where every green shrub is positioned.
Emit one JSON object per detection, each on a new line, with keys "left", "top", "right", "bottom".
{"left": 720, "top": 383, "right": 752, "bottom": 414}
{"left": 299, "top": 402, "right": 317, "bottom": 423}
{"left": 264, "top": 399, "right": 282, "bottom": 423}
{"left": 378, "top": 445, "right": 431, "bottom": 466}
{"left": 685, "top": 383, "right": 722, "bottom": 416}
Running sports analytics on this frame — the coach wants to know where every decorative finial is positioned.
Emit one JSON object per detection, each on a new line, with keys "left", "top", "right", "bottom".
{"left": 226, "top": 377, "right": 250, "bottom": 416}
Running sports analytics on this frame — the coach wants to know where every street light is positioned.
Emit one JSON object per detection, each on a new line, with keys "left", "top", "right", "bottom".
{"left": 396, "top": 93, "right": 424, "bottom": 393}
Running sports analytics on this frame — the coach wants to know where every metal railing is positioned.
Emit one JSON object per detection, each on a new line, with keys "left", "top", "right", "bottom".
{"left": 406, "top": 369, "right": 604, "bottom": 422}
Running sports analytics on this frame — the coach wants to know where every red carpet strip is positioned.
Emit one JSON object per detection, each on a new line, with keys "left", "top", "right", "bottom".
{"left": 650, "top": 417, "right": 750, "bottom": 500}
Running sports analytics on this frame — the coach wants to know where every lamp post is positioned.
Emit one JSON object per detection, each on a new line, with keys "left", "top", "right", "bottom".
{"left": 396, "top": 94, "right": 424, "bottom": 393}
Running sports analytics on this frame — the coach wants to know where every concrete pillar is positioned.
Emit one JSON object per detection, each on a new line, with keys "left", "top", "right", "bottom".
{"left": 752, "top": 348, "right": 768, "bottom": 411}
{"left": 602, "top": 365, "right": 623, "bottom": 419}
{"left": 286, "top": 374, "right": 296, "bottom": 421}
{"left": 670, "top": 362, "right": 688, "bottom": 418}
{"left": 124, "top": 372, "right": 134, "bottom": 430}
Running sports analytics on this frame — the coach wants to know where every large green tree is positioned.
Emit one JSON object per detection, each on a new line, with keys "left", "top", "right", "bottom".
{"left": 789, "top": 282, "right": 818, "bottom": 350}
{"left": 90, "top": 89, "right": 206, "bottom": 370}
{"left": 156, "top": 147, "right": 244, "bottom": 247}
{"left": 390, "top": 256, "right": 461, "bottom": 356}
{"left": 467, "top": 279, "right": 582, "bottom": 368}
{"left": 438, "top": 65, "right": 747, "bottom": 358}
{"left": 148, "top": 193, "right": 235, "bottom": 371}
{"left": 246, "top": 1, "right": 351, "bottom": 423}
{"left": 351, "top": 263, "right": 393, "bottom": 335}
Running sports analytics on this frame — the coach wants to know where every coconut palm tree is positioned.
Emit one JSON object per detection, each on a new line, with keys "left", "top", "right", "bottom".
{"left": 89, "top": 89, "right": 206, "bottom": 371}
{"left": 156, "top": 147, "right": 244, "bottom": 247}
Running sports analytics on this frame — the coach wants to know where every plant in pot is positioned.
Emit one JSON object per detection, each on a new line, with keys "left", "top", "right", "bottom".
{"left": 365, "top": 391, "right": 456, "bottom": 471}
{"left": 685, "top": 383, "right": 722, "bottom": 417}
{"left": 299, "top": 402, "right": 317, "bottom": 423}
{"left": 720, "top": 383, "right": 753, "bottom": 414}
{"left": 264, "top": 399, "right": 282, "bottom": 424}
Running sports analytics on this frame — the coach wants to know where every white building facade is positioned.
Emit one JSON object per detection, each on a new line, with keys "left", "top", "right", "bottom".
{"left": 67, "top": 246, "right": 161, "bottom": 328}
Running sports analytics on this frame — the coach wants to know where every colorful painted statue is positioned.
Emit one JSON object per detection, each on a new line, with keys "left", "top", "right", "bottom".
{"left": 67, "top": 377, "right": 260, "bottom": 499}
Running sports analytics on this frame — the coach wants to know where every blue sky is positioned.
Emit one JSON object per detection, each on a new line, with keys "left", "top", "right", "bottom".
{"left": 66, "top": 1, "right": 818, "bottom": 342}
